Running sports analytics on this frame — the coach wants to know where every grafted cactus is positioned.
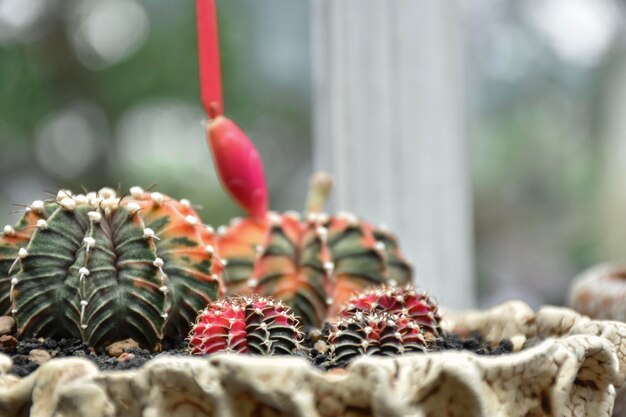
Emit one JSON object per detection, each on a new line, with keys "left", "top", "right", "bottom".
{"left": 188, "top": 295, "right": 303, "bottom": 355}
{"left": 215, "top": 174, "right": 413, "bottom": 327}
{"left": 1, "top": 187, "right": 221, "bottom": 350}
{"left": 339, "top": 284, "right": 442, "bottom": 337}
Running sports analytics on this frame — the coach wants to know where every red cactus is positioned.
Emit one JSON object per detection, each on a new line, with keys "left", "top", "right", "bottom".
{"left": 328, "top": 311, "right": 427, "bottom": 364}
{"left": 188, "top": 295, "right": 303, "bottom": 355}
{"left": 339, "top": 285, "right": 442, "bottom": 336}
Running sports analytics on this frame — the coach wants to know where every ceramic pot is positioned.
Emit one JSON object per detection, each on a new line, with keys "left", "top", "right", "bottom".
{"left": 570, "top": 263, "right": 626, "bottom": 416}
{"left": 0, "top": 301, "right": 625, "bottom": 417}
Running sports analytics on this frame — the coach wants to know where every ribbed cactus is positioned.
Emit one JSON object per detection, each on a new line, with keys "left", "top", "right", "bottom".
{"left": 328, "top": 311, "right": 427, "bottom": 364}
{"left": 339, "top": 285, "right": 442, "bottom": 337}
{"left": 215, "top": 174, "right": 412, "bottom": 328}
{"left": 0, "top": 187, "right": 221, "bottom": 350}
{"left": 216, "top": 212, "right": 412, "bottom": 328}
{"left": 188, "top": 295, "right": 303, "bottom": 355}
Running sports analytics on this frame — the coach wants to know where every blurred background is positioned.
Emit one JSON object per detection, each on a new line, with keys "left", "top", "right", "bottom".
{"left": 0, "top": 0, "right": 625, "bottom": 309}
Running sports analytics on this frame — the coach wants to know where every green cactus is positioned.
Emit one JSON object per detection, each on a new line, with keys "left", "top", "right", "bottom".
{"left": 1, "top": 187, "right": 221, "bottom": 350}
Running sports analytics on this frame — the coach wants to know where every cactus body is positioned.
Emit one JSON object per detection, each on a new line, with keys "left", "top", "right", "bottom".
{"left": 1, "top": 187, "right": 220, "bottom": 350}
{"left": 217, "top": 212, "right": 412, "bottom": 327}
{"left": 328, "top": 311, "right": 427, "bottom": 364}
{"left": 188, "top": 295, "right": 302, "bottom": 355}
{"left": 340, "top": 285, "right": 442, "bottom": 336}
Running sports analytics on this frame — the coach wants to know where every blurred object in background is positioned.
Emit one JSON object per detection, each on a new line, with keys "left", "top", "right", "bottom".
{"left": 468, "top": 0, "right": 625, "bottom": 308}
{"left": 0, "top": 0, "right": 312, "bottom": 229}
{"left": 312, "top": 1, "right": 474, "bottom": 309}
{"left": 2, "top": 0, "right": 626, "bottom": 309}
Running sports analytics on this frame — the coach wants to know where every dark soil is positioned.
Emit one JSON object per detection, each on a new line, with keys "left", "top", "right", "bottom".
{"left": 1, "top": 328, "right": 513, "bottom": 377}
{"left": 4, "top": 336, "right": 188, "bottom": 377}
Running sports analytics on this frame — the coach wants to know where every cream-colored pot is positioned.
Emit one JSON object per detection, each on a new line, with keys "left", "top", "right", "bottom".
{"left": 0, "top": 301, "right": 625, "bottom": 417}
{"left": 570, "top": 263, "right": 626, "bottom": 417}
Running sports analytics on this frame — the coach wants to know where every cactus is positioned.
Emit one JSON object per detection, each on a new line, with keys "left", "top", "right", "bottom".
{"left": 215, "top": 174, "right": 413, "bottom": 328}
{"left": 216, "top": 211, "right": 412, "bottom": 327}
{"left": 188, "top": 295, "right": 303, "bottom": 355}
{"left": 328, "top": 310, "right": 427, "bottom": 364}
{"left": 0, "top": 187, "right": 221, "bottom": 350}
{"left": 339, "top": 285, "right": 442, "bottom": 337}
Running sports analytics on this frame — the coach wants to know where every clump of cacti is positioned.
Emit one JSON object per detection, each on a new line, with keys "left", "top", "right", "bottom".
{"left": 339, "top": 285, "right": 442, "bottom": 337}
{"left": 0, "top": 187, "right": 221, "bottom": 350}
{"left": 188, "top": 295, "right": 303, "bottom": 355}
{"left": 215, "top": 173, "right": 413, "bottom": 328}
{"left": 205, "top": 114, "right": 413, "bottom": 328}
{"left": 328, "top": 310, "right": 427, "bottom": 364}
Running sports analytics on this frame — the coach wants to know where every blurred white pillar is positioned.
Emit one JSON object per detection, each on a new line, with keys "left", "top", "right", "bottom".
{"left": 311, "top": 0, "right": 475, "bottom": 308}
{"left": 600, "top": 42, "right": 626, "bottom": 261}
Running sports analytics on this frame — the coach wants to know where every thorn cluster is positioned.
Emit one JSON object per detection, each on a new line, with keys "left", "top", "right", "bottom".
{"left": 188, "top": 295, "right": 303, "bottom": 355}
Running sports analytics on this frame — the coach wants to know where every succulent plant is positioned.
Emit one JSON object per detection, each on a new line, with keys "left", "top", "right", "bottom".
{"left": 328, "top": 310, "right": 427, "bottom": 364}
{"left": 188, "top": 295, "right": 303, "bottom": 355}
{"left": 0, "top": 187, "right": 221, "bottom": 350}
{"left": 339, "top": 285, "right": 442, "bottom": 337}
{"left": 214, "top": 173, "right": 413, "bottom": 328}
{"left": 204, "top": 114, "right": 413, "bottom": 328}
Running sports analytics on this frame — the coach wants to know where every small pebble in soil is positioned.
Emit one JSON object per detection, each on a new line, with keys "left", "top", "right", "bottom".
{"left": 106, "top": 339, "right": 139, "bottom": 357}
{"left": 0, "top": 335, "right": 17, "bottom": 352}
{"left": 0, "top": 316, "right": 16, "bottom": 336}
{"left": 28, "top": 349, "right": 51, "bottom": 365}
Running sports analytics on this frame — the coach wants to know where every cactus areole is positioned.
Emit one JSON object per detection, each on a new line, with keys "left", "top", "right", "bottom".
{"left": 0, "top": 187, "right": 221, "bottom": 350}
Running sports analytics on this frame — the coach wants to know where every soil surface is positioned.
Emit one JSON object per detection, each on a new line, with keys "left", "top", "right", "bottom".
{"left": 1, "top": 328, "right": 512, "bottom": 377}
